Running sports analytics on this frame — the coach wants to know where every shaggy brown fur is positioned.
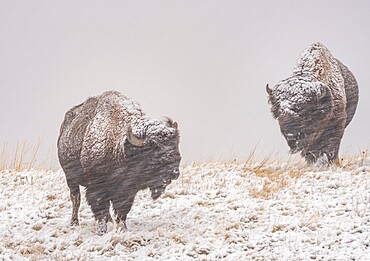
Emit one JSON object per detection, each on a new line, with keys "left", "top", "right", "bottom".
{"left": 267, "top": 43, "right": 358, "bottom": 164}
{"left": 58, "top": 91, "right": 181, "bottom": 234}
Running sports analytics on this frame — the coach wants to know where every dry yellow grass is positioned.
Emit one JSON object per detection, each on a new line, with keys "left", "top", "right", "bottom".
{"left": 245, "top": 149, "right": 370, "bottom": 199}
{"left": 242, "top": 151, "right": 308, "bottom": 198}
{"left": 177, "top": 149, "right": 368, "bottom": 200}
{"left": 0, "top": 139, "right": 43, "bottom": 171}
{"left": 1, "top": 139, "right": 367, "bottom": 201}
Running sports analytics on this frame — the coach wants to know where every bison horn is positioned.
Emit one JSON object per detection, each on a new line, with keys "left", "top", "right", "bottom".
{"left": 164, "top": 117, "right": 178, "bottom": 130}
{"left": 127, "top": 126, "right": 145, "bottom": 147}
{"left": 266, "top": 84, "right": 273, "bottom": 96}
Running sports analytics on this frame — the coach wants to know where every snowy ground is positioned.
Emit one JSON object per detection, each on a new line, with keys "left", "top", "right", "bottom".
{"left": 1, "top": 158, "right": 370, "bottom": 260}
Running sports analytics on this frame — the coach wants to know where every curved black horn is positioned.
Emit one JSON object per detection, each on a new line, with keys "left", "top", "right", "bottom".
{"left": 266, "top": 84, "right": 273, "bottom": 95}
{"left": 164, "top": 117, "right": 178, "bottom": 130}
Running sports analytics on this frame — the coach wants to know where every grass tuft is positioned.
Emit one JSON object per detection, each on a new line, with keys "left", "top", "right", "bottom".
{"left": 0, "top": 139, "right": 43, "bottom": 172}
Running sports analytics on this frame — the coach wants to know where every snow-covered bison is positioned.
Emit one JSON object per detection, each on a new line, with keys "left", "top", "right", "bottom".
{"left": 57, "top": 91, "right": 181, "bottom": 234}
{"left": 267, "top": 42, "right": 358, "bottom": 164}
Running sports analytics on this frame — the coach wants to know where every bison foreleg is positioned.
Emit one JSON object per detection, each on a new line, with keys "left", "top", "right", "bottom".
{"left": 318, "top": 122, "right": 345, "bottom": 164}
{"left": 97, "top": 210, "right": 113, "bottom": 235}
{"left": 305, "top": 122, "right": 345, "bottom": 165}
{"left": 67, "top": 179, "right": 81, "bottom": 226}
{"left": 86, "top": 183, "right": 111, "bottom": 234}
{"left": 112, "top": 195, "right": 136, "bottom": 231}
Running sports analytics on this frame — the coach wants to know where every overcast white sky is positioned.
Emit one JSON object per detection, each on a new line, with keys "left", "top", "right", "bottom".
{"left": 1, "top": 0, "right": 369, "bottom": 167}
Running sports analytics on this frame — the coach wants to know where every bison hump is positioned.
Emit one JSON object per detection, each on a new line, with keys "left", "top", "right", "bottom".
{"left": 79, "top": 91, "right": 145, "bottom": 169}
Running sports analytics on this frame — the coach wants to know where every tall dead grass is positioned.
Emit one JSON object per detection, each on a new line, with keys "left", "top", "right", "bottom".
{"left": 0, "top": 139, "right": 43, "bottom": 171}
{"left": 244, "top": 148, "right": 369, "bottom": 198}
{"left": 183, "top": 146, "right": 367, "bottom": 199}
{"left": 243, "top": 149, "right": 309, "bottom": 198}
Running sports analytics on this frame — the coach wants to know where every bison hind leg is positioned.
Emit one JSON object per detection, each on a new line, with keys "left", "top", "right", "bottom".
{"left": 67, "top": 179, "right": 81, "bottom": 226}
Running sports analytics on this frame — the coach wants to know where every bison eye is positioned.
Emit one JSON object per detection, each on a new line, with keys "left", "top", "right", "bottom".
{"left": 297, "top": 132, "right": 306, "bottom": 140}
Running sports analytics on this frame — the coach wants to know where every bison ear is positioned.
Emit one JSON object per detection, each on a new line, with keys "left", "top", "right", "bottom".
{"left": 266, "top": 84, "right": 273, "bottom": 96}
{"left": 126, "top": 126, "right": 145, "bottom": 147}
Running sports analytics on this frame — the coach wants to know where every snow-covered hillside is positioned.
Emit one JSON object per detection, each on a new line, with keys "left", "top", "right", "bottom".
{"left": 1, "top": 158, "right": 370, "bottom": 260}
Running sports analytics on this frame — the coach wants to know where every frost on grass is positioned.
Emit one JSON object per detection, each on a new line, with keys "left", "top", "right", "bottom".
{"left": 1, "top": 158, "right": 370, "bottom": 260}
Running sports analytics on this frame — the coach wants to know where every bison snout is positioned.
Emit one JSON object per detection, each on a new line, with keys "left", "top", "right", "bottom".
{"left": 163, "top": 178, "right": 172, "bottom": 185}
{"left": 286, "top": 132, "right": 307, "bottom": 153}
{"left": 150, "top": 186, "right": 166, "bottom": 200}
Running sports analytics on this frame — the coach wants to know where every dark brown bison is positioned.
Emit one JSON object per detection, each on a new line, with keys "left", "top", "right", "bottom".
{"left": 57, "top": 91, "right": 181, "bottom": 234}
{"left": 267, "top": 42, "right": 359, "bottom": 164}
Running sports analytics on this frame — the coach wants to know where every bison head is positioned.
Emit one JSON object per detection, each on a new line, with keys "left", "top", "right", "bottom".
{"left": 125, "top": 118, "right": 181, "bottom": 200}
{"left": 266, "top": 76, "right": 334, "bottom": 154}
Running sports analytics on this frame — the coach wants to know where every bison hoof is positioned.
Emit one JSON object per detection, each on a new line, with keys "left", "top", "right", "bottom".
{"left": 70, "top": 219, "right": 79, "bottom": 226}
{"left": 117, "top": 221, "right": 127, "bottom": 233}
{"left": 315, "top": 153, "right": 330, "bottom": 167}
{"left": 97, "top": 219, "right": 107, "bottom": 235}
{"left": 106, "top": 214, "right": 113, "bottom": 223}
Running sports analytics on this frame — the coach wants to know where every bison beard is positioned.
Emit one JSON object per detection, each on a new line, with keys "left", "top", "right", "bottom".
{"left": 57, "top": 91, "right": 181, "bottom": 234}
{"left": 267, "top": 43, "right": 359, "bottom": 165}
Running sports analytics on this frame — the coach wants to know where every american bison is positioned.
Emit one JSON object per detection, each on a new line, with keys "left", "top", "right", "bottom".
{"left": 57, "top": 91, "right": 181, "bottom": 234}
{"left": 266, "top": 42, "right": 359, "bottom": 164}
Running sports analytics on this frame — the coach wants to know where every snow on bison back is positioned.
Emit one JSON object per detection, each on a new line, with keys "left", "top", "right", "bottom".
{"left": 57, "top": 91, "right": 181, "bottom": 234}
{"left": 266, "top": 42, "right": 359, "bottom": 164}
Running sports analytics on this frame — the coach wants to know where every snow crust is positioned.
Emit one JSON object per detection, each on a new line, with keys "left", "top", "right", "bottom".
{"left": 60, "top": 90, "right": 177, "bottom": 167}
{"left": 271, "top": 42, "right": 346, "bottom": 116}
{"left": 93, "top": 91, "right": 177, "bottom": 141}
{"left": 271, "top": 76, "right": 326, "bottom": 115}
{"left": 133, "top": 117, "right": 178, "bottom": 143}
{"left": 1, "top": 159, "right": 370, "bottom": 260}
